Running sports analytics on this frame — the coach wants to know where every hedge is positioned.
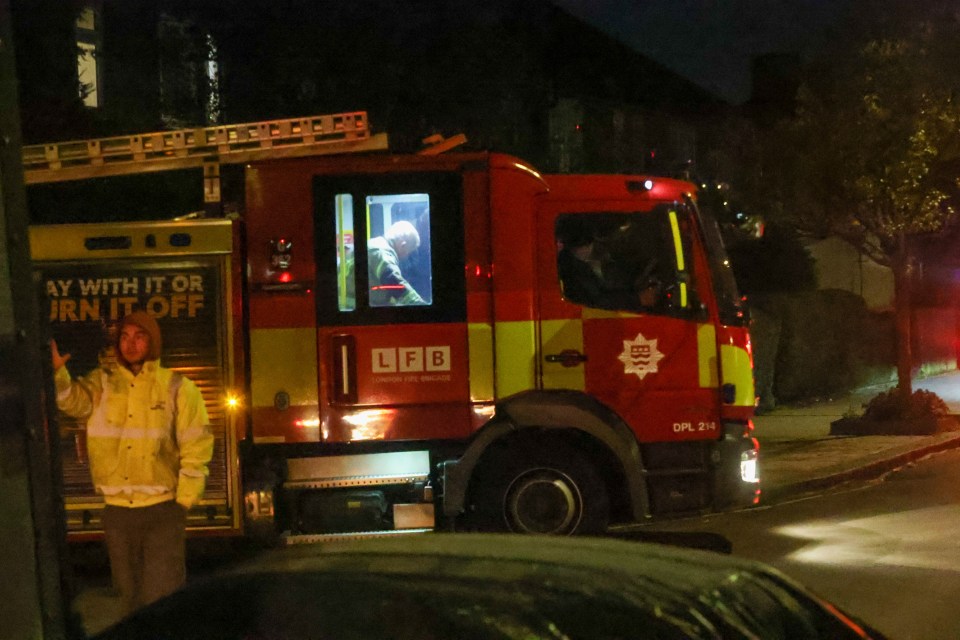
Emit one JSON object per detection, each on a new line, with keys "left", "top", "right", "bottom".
{"left": 750, "top": 289, "right": 895, "bottom": 409}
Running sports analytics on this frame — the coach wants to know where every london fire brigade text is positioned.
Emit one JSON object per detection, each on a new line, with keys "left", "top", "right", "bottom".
{"left": 372, "top": 346, "right": 451, "bottom": 373}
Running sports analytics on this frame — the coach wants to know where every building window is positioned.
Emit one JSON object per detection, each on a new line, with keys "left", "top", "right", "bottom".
{"left": 158, "top": 14, "right": 221, "bottom": 127}
{"left": 548, "top": 98, "right": 584, "bottom": 173}
{"left": 76, "top": 5, "right": 101, "bottom": 108}
{"left": 204, "top": 34, "right": 221, "bottom": 124}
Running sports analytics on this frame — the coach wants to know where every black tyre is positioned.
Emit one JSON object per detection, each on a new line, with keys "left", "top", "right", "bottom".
{"left": 465, "top": 444, "right": 609, "bottom": 535}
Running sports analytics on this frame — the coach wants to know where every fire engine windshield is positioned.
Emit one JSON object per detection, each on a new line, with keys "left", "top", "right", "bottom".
{"left": 687, "top": 195, "right": 747, "bottom": 327}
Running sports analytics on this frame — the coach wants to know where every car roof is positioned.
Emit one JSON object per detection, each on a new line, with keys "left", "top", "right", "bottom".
{"left": 246, "top": 532, "right": 765, "bottom": 585}
{"left": 95, "top": 534, "right": 876, "bottom": 640}
{"left": 233, "top": 533, "right": 842, "bottom": 622}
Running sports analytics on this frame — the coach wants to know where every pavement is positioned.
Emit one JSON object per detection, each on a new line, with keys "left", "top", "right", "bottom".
{"left": 69, "top": 370, "right": 960, "bottom": 636}
{"left": 755, "top": 369, "right": 960, "bottom": 504}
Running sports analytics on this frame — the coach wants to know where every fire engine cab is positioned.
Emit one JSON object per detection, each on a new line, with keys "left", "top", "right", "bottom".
{"left": 26, "top": 111, "right": 759, "bottom": 543}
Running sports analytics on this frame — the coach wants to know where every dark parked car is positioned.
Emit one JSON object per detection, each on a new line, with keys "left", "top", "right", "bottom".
{"left": 93, "top": 533, "right": 885, "bottom": 640}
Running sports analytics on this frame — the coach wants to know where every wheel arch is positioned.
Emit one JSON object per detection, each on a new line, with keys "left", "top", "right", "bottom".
{"left": 441, "top": 389, "right": 650, "bottom": 524}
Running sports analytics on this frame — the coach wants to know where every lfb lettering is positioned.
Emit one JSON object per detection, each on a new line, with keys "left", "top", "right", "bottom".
{"left": 372, "top": 346, "right": 451, "bottom": 373}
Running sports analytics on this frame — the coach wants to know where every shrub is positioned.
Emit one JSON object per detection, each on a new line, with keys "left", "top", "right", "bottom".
{"left": 862, "top": 388, "right": 949, "bottom": 422}
{"left": 754, "top": 289, "right": 892, "bottom": 403}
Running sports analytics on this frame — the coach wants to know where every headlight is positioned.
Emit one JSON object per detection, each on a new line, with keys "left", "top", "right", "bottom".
{"left": 740, "top": 449, "right": 759, "bottom": 483}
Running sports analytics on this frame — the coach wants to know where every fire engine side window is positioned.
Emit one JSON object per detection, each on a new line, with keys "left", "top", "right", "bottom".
{"left": 335, "top": 193, "right": 356, "bottom": 311}
{"left": 555, "top": 210, "right": 696, "bottom": 315}
{"left": 315, "top": 171, "right": 464, "bottom": 327}
{"left": 366, "top": 193, "right": 433, "bottom": 307}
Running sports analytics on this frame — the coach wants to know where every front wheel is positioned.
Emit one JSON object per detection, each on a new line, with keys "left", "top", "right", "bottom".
{"left": 464, "top": 445, "right": 609, "bottom": 535}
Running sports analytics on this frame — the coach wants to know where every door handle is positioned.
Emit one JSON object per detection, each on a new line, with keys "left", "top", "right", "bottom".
{"left": 544, "top": 349, "right": 588, "bottom": 367}
{"left": 331, "top": 334, "right": 358, "bottom": 403}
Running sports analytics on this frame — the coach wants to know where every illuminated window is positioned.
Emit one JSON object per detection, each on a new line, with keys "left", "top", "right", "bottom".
{"left": 366, "top": 193, "right": 432, "bottom": 307}
{"left": 316, "top": 173, "right": 462, "bottom": 327}
{"left": 335, "top": 194, "right": 356, "bottom": 311}
{"left": 76, "top": 7, "right": 100, "bottom": 108}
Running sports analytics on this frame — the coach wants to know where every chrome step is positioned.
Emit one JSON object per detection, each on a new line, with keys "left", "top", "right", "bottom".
{"left": 284, "top": 451, "right": 431, "bottom": 490}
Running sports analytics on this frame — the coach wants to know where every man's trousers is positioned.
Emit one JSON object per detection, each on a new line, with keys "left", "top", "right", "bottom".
{"left": 101, "top": 501, "right": 187, "bottom": 616}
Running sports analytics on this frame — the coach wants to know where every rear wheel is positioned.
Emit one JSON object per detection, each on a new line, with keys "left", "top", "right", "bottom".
{"left": 465, "top": 445, "right": 609, "bottom": 535}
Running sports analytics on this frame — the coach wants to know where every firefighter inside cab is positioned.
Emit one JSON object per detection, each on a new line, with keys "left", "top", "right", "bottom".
{"left": 337, "top": 192, "right": 434, "bottom": 310}
{"left": 556, "top": 211, "right": 676, "bottom": 313}
{"left": 368, "top": 220, "right": 426, "bottom": 306}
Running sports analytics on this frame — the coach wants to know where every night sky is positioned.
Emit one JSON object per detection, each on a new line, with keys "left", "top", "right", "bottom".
{"left": 552, "top": 0, "right": 850, "bottom": 103}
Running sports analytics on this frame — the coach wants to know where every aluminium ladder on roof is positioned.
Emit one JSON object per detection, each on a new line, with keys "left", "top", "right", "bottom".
{"left": 21, "top": 111, "right": 389, "bottom": 185}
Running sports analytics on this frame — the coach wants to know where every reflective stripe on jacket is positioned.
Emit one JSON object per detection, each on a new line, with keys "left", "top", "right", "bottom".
{"left": 54, "top": 360, "right": 214, "bottom": 510}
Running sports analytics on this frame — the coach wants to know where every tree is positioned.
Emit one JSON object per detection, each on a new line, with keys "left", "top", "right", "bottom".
{"left": 755, "top": 2, "right": 960, "bottom": 395}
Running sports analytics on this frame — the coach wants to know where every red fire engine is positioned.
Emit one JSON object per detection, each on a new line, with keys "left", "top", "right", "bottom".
{"left": 26, "top": 111, "right": 759, "bottom": 543}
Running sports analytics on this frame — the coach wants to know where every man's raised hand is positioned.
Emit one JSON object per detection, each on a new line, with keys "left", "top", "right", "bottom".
{"left": 51, "top": 339, "right": 71, "bottom": 371}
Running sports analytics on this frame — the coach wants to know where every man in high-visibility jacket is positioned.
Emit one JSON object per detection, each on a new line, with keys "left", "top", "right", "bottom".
{"left": 51, "top": 311, "right": 214, "bottom": 615}
{"left": 368, "top": 220, "right": 427, "bottom": 306}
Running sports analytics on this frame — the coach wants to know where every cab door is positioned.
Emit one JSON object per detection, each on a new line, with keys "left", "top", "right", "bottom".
{"left": 313, "top": 172, "right": 475, "bottom": 443}
{"left": 536, "top": 201, "right": 722, "bottom": 443}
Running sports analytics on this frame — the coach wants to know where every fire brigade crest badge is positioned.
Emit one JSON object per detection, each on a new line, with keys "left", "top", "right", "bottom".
{"left": 618, "top": 332, "right": 664, "bottom": 380}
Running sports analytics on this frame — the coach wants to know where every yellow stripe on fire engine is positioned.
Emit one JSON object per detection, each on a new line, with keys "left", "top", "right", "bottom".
{"left": 668, "top": 210, "right": 685, "bottom": 271}
{"left": 720, "top": 343, "right": 755, "bottom": 407}
{"left": 668, "top": 210, "right": 689, "bottom": 308}
{"left": 494, "top": 320, "right": 538, "bottom": 397}
{"left": 581, "top": 307, "right": 638, "bottom": 320}
{"left": 249, "top": 328, "right": 319, "bottom": 408}
{"left": 697, "top": 323, "right": 720, "bottom": 388}
{"left": 539, "top": 318, "right": 586, "bottom": 391}
{"left": 468, "top": 323, "right": 495, "bottom": 402}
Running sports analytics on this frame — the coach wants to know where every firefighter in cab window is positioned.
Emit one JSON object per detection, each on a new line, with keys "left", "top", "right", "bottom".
{"left": 368, "top": 220, "right": 427, "bottom": 306}
{"left": 557, "top": 214, "right": 667, "bottom": 312}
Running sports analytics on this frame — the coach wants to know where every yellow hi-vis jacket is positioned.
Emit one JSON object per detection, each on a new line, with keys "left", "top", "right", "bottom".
{"left": 54, "top": 360, "right": 214, "bottom": 510}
